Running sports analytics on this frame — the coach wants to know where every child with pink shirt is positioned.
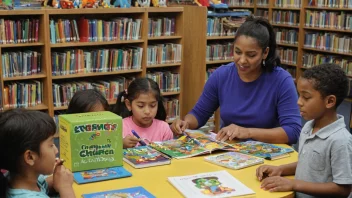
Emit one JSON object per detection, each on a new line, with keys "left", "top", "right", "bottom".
{"left": 112, "top": 78, "right": 174, "bottom": 148}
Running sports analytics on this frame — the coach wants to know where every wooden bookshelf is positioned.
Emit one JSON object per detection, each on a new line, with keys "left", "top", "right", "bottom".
{"left": 0, "top": 8, "right": 184, "bottom": 122}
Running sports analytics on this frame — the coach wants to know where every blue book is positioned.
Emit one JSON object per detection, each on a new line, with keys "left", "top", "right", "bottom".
{"left": 73, "top": 166, "right": 132, "bottom": 184}
{"left": 82, "top": 186, "right": 156, "bottom": 198}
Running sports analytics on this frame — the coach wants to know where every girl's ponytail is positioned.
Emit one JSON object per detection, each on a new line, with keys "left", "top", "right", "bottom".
{"left": 112, "top": 90, "right": 132, "bottom": 118}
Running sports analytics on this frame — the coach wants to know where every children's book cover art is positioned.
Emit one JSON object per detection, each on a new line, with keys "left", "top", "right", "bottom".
{"left": 73, "top": 166, "right": 132, "bottom": 184}
{"left": 123, "top": 146, "right": 171, "bottom": 168}
{"left": 185, "top": 131, "right": 232, "bottom": 151}
{"left": 204, "top": 152, "right": 264, "bottom": 170}
{"left": 82, "top": 186, "right": 156, "bottom": 198}
{"left": 230, "top": 141, "right": 294, "bottom": 160}
{"left": 168, "top": 170, "right": 255, "bottom": 198}
{"left": 149, "top": 137, "right": 209, "bottom": 159}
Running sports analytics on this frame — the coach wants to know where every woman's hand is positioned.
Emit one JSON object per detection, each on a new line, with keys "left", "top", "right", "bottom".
{"left": 216, "top": 124, "right": 251, "bottom": 142}
{"left": 170, "top": 119, "right": 189, "bottom": 135}
{"left": 261, "top": 176, "right": 296, "bottom": 192}
{"left": 123, "top": 135, "right": 139, "bottom": 148}
{"left": 256, "top": 165, "right": 283, "bottom": 181}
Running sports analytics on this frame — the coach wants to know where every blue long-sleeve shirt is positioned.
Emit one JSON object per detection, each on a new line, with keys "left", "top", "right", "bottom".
{"left": 190, "top": 62, "right": 302, "bottom": 144}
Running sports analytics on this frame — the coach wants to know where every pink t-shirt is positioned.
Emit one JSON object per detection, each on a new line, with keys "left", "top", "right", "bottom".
{"left": 123, "top": 116, "right": 173, "bottom": 143}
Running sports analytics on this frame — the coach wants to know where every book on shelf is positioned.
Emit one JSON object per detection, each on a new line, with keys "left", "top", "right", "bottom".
{"left": 3, "top": 80, "right": 43, "bottom": 109}
{"left": 50, "top": 17, "right": 142, "bottom": 44}
{"left": 147, "top": 71, "right": 180, "bottom": 93}
{"left": 51, "top": 47, "right": 143, "bottom": 76}
{"left": 148, "top": 17, "right": 176, "bottom": 37}
{"left": 148, "top": 130, "right": 233, "bottom": 159}
{"left": 206, "top": 42, "right": 234, "bottom": 61}
{"left": 0, "top": 18, "right": 40, "bottom": 44}
{"left": 147, "top": 43, "right": 182, "bottom": 65}
{"left": 82, "top": 186, "right": 156, "bottom": 198}
{"left": 52, "top": 77, "right": 134, "bottom": 108}
{"left": 123, "top": 146, "right": 171, "bottom": 169}
{"left": 168, "top": 170, "right": 255, "bottom": 198}
{"left": 73, "top": 166, "right": 132, "bottom": 184}
{"left": 204, "top": 152, "right": 264, "bottom": 170}
{"left": 2, "top": 51, "right": 42, "bottom": 77}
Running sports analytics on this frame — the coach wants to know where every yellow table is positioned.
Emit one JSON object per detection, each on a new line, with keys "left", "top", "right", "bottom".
{"left": 73, "top": 144, "right": 298, "bottom": 198}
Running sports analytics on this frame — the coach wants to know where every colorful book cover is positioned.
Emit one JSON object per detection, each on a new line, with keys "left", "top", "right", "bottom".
{"left": 82, "top": 186, "right": 156, "bottom": 198}
{"left": 73, "top": 166, "right": 132, "bottom": 184}
{"left": 149, "top": 130, "right": 232, "bottom": 159}
{"left": 204, "top": 152, "right": 264, "bottom": 170}
{"left": 168, "top": 170, "right": 255, "bottom": 198}
{"left": 123, "top": 146, "right": 171, "bottom": 168}
{"left": 230, "top": 141, "right": 294, "bottom": 160}
{"left": 149, "top": 138, "right": 209, "bottom": 159}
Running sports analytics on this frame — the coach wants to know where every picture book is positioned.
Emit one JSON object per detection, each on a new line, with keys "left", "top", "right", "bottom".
{"left": 73, "top": 166, "right": 132, "bottom": 184}
{"left": 204, "top": 152, "right": 264, "bottom": 170}
{"left": 82, "top": 186, "right": 156, "bottom": 198}
{"left": 149, "top": 131, "right": 232, "bottom": 159}
{"left": 123, "top": 146, "right": 171, "bottom": 168}
{"left": 59, "top": 111, "right": 123, "bottom": 172}
{"left": 229, "top": 141, "right": 295, "bottom": 160}
{"left": 168, "top": 170, "right": 255, "bottom": 198}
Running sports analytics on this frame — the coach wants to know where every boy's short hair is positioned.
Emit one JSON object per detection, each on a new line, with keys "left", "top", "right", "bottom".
{"left": 302, "top": 63, "right": 349, "bottom": 107}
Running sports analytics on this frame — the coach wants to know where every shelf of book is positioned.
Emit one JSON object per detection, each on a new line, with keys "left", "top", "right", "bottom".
{"left": 303, "top": 48, "right": 352, "bottom": 57}
{"left": 304, "top": 6, "right": 352, "bottom": 11}
{"left": 1, "top": 42, "right": 46, "bottom": 48}
{"left": 303, "top": 27, "right": 351, "bottom": 33}
{"left": 277, "top": 43, "right": 298, "bottom": 48}
{"left": 148, "top": 36, "right": 182, "bottom": 40}
{"left": 50, "top": 40, "right": 145, "bottom": 48}
{"left": 3, "top": 74, "right": 47, "bottom": 81}
{"left": 146, "top": 63, "right": 181, "bottom": 68}
{"left": 0, "top": 8, "right": 184, "bottom": 122}
{"left": 51, "top": 69, "right": 143, "bottom": 80}
{"left": 206, "top": 60, "right": 233, "bottom": 64}
{"left": 206, "top": 36, "right": 235, "bottom": 40}
{"left": 4, "top": 104, "right": 48, "bottom": 111}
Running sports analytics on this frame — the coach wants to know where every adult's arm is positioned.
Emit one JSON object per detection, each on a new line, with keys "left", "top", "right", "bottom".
{"left": 272, "top": 76, "right": 302, "bottom": 144}
{"left": 187, "top": 68, "right": 220, "bottom": 129}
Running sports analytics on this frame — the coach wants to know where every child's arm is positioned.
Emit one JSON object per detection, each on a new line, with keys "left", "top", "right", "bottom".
{"left": 261, "top": 176, "right": 351, "bottom": 197}
{"left": 256, "top": 162, "right": 297, "bottom": 181}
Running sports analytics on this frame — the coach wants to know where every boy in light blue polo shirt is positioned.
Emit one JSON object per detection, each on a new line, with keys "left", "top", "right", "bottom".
{"left": 256, "top": 63, "right": 352, "bottom": 198}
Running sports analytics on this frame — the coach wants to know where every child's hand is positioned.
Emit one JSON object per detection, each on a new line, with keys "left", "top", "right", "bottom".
{"left": 123, "top": 135, "right": 139, "bottom": 148}
{"left": 260, "top": 176, "right": 296, "bottom": 192}
{"left": 53, "top": 163, "right": 73, "bottom": 193}
{"left": 170, "top": 119, "right": 189, "bottom": 135}
{"left": 256, "top": 165, "right": 283, "bottom": 181}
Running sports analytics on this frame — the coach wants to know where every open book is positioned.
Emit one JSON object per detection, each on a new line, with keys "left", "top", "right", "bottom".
{"left": 229, "top": 141, "right": 295, "bottom": 160}
{"left": 149, "top": 131, "right": 232, "bottom": 159}
{"left": 204, "top": 152, "right": 264, "bottom": 170}
{"left": 123, "top": 146, "right": 171, "bottom": 168}
{"left": 168, "top": 170, "right": 255, "bottom": 198}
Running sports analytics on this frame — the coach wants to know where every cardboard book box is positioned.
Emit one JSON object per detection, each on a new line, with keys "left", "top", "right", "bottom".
{"left": 59, "top": 111, "right": 123, "bottom": 172}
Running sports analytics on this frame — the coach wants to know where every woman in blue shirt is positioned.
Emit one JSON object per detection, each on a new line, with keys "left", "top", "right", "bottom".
{"left": 171, "top": 16, "right": 301, "bottom": 144}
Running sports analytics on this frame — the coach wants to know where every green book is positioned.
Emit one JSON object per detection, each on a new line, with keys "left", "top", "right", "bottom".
{"left": 59, "top": 111, "right": 123, "bottom": 172}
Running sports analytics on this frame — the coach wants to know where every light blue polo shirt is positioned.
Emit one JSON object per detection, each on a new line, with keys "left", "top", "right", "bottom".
{"left": 7, "top": 175, "right": 49, "bottom": 198}
{"left": 295, "top": 115, "right": 352, "bottom": 198}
